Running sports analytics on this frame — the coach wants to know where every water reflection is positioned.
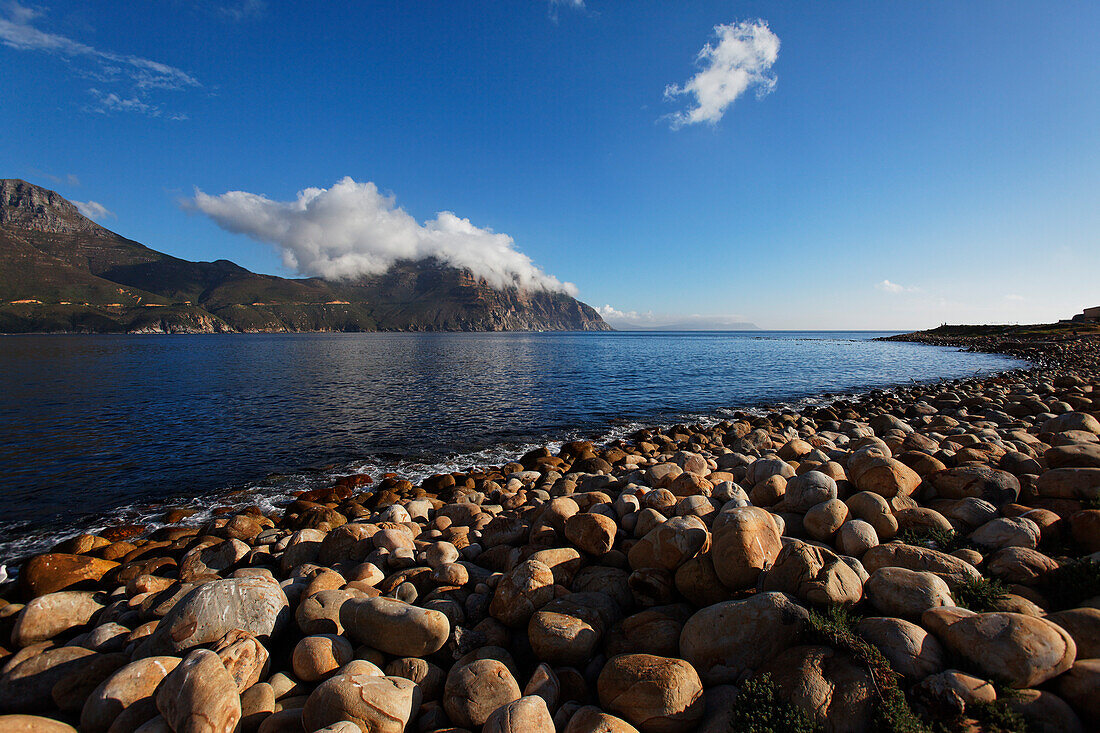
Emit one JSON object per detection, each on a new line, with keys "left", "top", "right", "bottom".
{"left": 0, "top": 331, "right": 1025, "bottom": 556}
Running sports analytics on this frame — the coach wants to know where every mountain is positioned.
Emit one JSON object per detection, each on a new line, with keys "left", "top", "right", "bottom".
{"left": 0, "top": 179, "right": 611, "bottom": 333}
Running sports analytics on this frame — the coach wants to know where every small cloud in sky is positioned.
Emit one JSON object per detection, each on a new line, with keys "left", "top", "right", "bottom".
{"left": 215, "top": 0, "right": 266, "bottom": 22}
{"left": 31, "top": 169, "right": 80, "bottom": 187}
{"left": 1005, "top": 294, "right": 1025, "bottom": 301}
{"left": 185, "top": 177, "right": 578, "bottom": 295}
{"left": 0, "top": 2, "right": 199, "bottom": 117}
{"left": 547, "top": 0, "right": 584, "bottom": 22}
{"left": 664, "top": 19, "right": 779, "bottom": 128}
{"left": 73, "top": 200, "right": 115, "bottom": 221}
{"left": 875, "top": 279, "right": 920, "bottom": 294}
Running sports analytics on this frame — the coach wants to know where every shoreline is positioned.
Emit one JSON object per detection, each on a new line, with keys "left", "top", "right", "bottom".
{"left": 0, "top": 334, "right": 1024, "bottom": 567}
{"left": 1, "top": 324, "right": 1097, "bottom": 730}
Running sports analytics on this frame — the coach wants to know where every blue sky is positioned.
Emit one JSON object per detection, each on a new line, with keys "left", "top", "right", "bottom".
{"left": 2, "top": 1, "right": 1097, "bottom": 329}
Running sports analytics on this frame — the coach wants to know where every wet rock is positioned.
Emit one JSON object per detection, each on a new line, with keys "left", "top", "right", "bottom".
{"left": 19, "top": 555, "right": 118, "bottom": 599}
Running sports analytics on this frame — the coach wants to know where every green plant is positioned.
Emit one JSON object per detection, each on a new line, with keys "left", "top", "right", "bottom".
{"left": 896, "top": 526, "right": 970, "bottom": 554}
{"left": 929, "top": 700, "right": 1035, "bottom": 733}
{"left": 806, "top": 606, "right": 933, "bottom": 733}
{"left": 727, "top": 673, "right": 817, "bottom": 733}
{"left": 1042, "top": 558, "right": 1100, "bottom": 611}
{"left": 952, "top": 576, "right": 1010, "bottom": 613}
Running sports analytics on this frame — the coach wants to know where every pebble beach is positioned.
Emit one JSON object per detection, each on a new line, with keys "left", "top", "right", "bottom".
{"left": 1, "top": 325, "right": 1098, "bottom": 733}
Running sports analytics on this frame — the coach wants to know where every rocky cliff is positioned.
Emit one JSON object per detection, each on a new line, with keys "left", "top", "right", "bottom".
{"left": 0, "top": 179, "right": 611, "bottom": 333}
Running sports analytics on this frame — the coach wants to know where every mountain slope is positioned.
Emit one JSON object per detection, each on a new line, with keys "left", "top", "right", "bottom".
{"left": 0, "top": 179, "right": 611, "bottom": 333}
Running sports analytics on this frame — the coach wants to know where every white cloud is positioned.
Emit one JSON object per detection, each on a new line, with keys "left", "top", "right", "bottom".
{"left": 73, "top": 200, "right": 115, "bottom": 221}
{"left": 597, "top": 305, "right": 755, "bottom": 330}
{"left": 0, "top": 3, "right": 199, "bottom": 116}
{"left": 1005, "top": 294, "right": 1025, "bottom": 301}
{"left": 187, "top": 177, "right": 578, "bottom": 295}
{"left": 664, "top": 19, "right": 779, "bottom": 128}
{"left": 875, "top": 279, "right": 920, "bottom": 294}
{"left": 31, "top": 170, "right": 80, "bottom": 186}
{"left": 547, "top": 0, "right": 584, "bottom": 21}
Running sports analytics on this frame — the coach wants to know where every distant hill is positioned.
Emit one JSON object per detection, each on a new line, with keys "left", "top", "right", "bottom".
{"left": 0, "top": 179, "right": 611, "bottom": 333}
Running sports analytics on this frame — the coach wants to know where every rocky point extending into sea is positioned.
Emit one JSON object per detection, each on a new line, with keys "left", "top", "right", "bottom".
{"left": 1, "top": 323, "right": 1098, "bottom": 733}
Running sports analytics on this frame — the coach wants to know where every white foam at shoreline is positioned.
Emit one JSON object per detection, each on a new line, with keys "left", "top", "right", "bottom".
{"left": 0, "top": 350, "right": 1030, "bottom": 569}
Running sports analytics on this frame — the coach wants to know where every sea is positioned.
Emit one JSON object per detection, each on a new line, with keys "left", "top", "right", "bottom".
{"left": 0, "top": 331, "right": 1028, "bottom": 564}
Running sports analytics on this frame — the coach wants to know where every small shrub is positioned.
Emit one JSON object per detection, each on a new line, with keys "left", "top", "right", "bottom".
{"left": 1043, "top": 558, "right": 1100, "bottom": 611}
{"left": 896, "top": 526, "right": 969, "bottom": 553}
{"left": 806, "top": 606, "right": 933, "bottom": 733}
{"left": 727, "top": 673, "right": 817, "bottom": 733}
{"left": 953, "top": 576, "right": 1010, "bottom": 613}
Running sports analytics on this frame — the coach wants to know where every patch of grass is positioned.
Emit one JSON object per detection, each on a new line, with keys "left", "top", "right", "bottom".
{"left": 1042, "top": 557, "right": 1100, "bottom": 611}
{"left": 896, "top": 526, "right": 971, "bottom": 554}
{"left": 806, "top": 606, "right": 933, "bottom": 733}
{"left": 952, "top": 576, "right": 1011, "bottom": 613}
{"left": 727, "top": 674, "right": 817, "bottom": 733}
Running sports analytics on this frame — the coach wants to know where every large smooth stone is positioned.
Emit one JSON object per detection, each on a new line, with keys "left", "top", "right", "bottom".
{"left": 597, "top": 654, "right": 704, "bottom": 733}
{"left": 155, "top": 649, "right": 241, "bottom": 733}
{"left": 861, "top": 543, "right": 982, "bottom": 589}
{"left": 19, "top": 554, "right": 118, "bottom": 599}
{"left": 856, "top": 617, "right": 944, "bottom": 680}
{"left": 340, "top": 597, "right": 450, "bottom": 656}
{"left": 80, "top": 656, "right": 181, "bottom": 733}
{"left": 482, "top": 695, "right": 555, "bottom": 733}
{"left": 0, "top": 716, "right": 78, "bottom": 732}
{"left": 864, "top": 567, "right": 954, "bottom": 618}
{"left": 302, "top": 673, "right": 422, "bottom": 733}
{"left": 443, "top": 659, "right": 522, "bottom": 729}
{"left": 710, "top": 507, "right": 781, "bottom": 590}
{"left": 679, "top": 593, "right": 809, "bottom": 685}
{"left": 11, "top": 591, "right": 105, "bottom": 647}
{"left": 760, "top": 540, "right": 863, "bottom": 606}
{"left": 922, "top": 608, "right": 1077, "bottom": 688}
{"left": 0, "top": 647, "right": 97, "bottom": 713}
{"left": 137, "top": 577, "right": 289, "bottom": 656}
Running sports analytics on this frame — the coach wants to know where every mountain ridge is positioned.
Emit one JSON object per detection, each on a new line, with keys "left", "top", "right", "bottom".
{"left": 0, "top": 179, "right": 611, "bottom": 333}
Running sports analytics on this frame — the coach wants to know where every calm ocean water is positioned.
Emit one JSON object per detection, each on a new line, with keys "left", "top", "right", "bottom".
{"left": 0, "top": 331, "right": 1026, "bottom": 562}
